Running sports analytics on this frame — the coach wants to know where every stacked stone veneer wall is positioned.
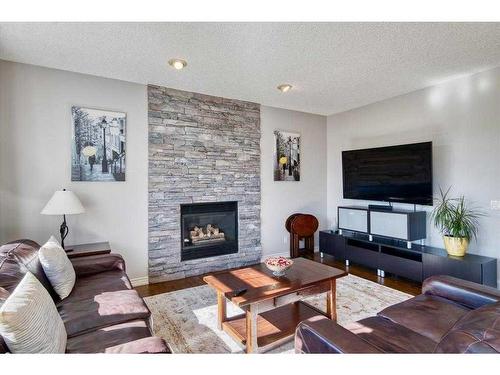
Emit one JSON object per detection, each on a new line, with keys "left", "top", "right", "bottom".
{"left": 148, "top": 85, "right": 262, "bottom": 282}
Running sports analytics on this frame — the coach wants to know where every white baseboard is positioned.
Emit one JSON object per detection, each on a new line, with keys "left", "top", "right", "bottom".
{"left": 130, "top": 276, "right": 149, "bottom": 287}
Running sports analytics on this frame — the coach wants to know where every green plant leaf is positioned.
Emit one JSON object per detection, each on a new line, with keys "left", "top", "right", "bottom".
{"left": 431, "top": 187, "right": 484, "bottom": 241}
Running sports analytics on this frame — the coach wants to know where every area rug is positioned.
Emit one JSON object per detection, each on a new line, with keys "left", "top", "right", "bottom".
{"left": 144, "top": 274, "right": 412, "bottom": 353}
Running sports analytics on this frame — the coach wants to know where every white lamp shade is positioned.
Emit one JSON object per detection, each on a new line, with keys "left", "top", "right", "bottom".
{"left": 41, "top": 190, "right": 85, "bottom": 215}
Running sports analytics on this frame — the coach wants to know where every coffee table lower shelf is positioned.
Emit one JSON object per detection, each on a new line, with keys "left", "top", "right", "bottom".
{"left": 222, "top": 300, "right": 325, "bottom": 353}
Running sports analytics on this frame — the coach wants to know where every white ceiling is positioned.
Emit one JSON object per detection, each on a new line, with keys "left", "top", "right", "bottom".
{"left": 1, "top": 22, "right": 500, "bottom": 115}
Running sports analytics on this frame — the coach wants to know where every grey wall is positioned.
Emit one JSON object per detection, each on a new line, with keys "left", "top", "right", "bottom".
{"left": 327, "top": 67, "right": 500, "bottom": 272}
{"left": 0, "top": 60, "right": 149, "bottom": 280}
{"left": 260, "top": 106, "right": 327, "bottom": 257}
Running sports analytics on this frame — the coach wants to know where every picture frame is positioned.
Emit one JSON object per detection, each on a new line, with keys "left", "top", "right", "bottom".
{"left": 273, "top": 130, "right": 301, "bottom": 181}
{"left": 71, "top": 106, "right": 127, "bottom": 181}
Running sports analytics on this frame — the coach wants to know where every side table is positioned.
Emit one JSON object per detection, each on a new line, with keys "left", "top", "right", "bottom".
{"left": 65, "top": 241, "right": 111, "bottom": 259}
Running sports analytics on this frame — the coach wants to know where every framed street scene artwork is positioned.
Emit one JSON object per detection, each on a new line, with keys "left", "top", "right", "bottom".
{"left": 71, "top": 106, "right": 126, "bottom": 182}
{"left": 273, "top": 130, "right": 300, "bottom": 181}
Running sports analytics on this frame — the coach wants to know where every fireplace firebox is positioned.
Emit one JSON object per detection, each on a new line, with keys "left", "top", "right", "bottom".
{"left": 180, "top": 201, "right": 238, "bottom": 261}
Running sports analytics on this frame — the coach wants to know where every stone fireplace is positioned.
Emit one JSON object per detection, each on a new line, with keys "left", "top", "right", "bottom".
{"left": 148, "top": 85, "right": 261, "bottom": 283}
{"left": 181, "top": 201, "right": 238, "bottom": 261}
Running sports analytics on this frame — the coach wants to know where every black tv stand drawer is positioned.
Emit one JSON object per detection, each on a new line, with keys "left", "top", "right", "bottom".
{"left": 319, "top": 230, "right": 497, "bottom": 287}
{"left": 381, "top": 246, "right": 422, "bottom": 262}
{"left": 346, "top": 239, "right": 378, "bottom": 252}
{"left": 380, "top": 246, "right": 423, "bottom": 282}
{"left": 346, "top": 239, "right": 379, "bottom": 269}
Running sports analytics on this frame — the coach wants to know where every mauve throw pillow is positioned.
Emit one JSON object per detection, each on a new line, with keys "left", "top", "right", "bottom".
{"left": 0, "top": 272, "right": 67, "bottom": 353}
{"left": 39, "top": 236, "right": 76, "bottom": 299}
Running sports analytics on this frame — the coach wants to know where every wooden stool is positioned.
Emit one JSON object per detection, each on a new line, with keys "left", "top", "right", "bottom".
{"left": 285, "top": 213, "right": 319, "bottom": 258}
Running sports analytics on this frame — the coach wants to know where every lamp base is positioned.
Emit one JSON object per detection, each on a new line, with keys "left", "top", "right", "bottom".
{"left": 60, "top": 214, "right": 69, "bottom": 249}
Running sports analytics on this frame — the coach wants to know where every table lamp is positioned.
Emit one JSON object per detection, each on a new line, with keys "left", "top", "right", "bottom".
{"left": 41, "top": 189, "right": 85, "bottom": 249}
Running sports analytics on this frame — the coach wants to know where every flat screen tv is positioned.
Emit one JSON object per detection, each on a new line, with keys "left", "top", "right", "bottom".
{"left": 342, "top": 142, "right": 433, "bottom": 206}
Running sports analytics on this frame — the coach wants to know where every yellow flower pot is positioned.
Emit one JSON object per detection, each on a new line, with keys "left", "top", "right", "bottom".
{"left": 443, "top": 236, "right": 469, "bottom": 257}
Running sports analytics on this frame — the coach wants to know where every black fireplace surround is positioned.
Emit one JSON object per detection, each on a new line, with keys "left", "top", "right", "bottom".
{"left": 180, "top": 201, "right": 238, "bottom": 261}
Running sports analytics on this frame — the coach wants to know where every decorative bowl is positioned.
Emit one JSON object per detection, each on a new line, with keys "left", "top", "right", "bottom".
{"left": 264, "top": 256, "right": 294, "bottom": 277}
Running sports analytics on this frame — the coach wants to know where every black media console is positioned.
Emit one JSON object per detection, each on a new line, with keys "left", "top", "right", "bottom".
{"left": 319, "top": 230, "right": 497, "bottom": 287}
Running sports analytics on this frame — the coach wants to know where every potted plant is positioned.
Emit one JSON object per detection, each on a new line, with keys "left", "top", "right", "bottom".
{"left": 431, "top": 187, "right": 483, "bottom": 257}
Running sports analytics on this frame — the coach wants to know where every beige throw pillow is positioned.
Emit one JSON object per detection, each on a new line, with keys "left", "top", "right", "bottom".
{"left": 39, "top": 236, "right": 76, "bottom": 299}
{"left": 0, "top": 272, "right": 67, "bottom": 353}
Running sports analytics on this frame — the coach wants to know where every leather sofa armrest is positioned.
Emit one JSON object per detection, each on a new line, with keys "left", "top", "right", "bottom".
{"left": 70, "top": 253, "right": 126, "bottom": 278}
{"left": 422, "top": 275, "right": 500, "bottom": 310}
{"left": 295, "top": 316, "right": 382, "bottom": 354}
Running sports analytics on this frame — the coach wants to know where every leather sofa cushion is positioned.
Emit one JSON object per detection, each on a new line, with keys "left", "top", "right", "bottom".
{"left": 63, "top": 270, "right": 132, "bottom": 304}
{"left": 378, "top": 294, "right": 470, "bottom": 342}
{"left": 435, "top": 302, "right": 500, "bottom": 353}
{"left": 345, "top": 316, "right": 437, "bottom": 353}
{"left": 0, "top": 240, "right": 58, "bottom": 300}
{"left": 0, "top": 259, "right": 26, "bottom": 295}
{"left": 58, "top": 288, "right": 150, "bottom": 337}
{"left": 105, "top": 337, "right": 170, "bottom": 354}
{"left": 71, "top": 253, "right": 126, "bottom": 278}
{"left": 66, "top": 319, "right": 168, "bottom": 353}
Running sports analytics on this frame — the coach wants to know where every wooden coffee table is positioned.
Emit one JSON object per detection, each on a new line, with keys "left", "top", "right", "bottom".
{"left": 203, "top": 257, "right": 347, "bottom": 353}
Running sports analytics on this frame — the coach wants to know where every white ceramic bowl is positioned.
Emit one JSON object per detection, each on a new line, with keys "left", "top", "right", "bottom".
{"left": 264, "top": 256, "right": 294, "bottom": 276}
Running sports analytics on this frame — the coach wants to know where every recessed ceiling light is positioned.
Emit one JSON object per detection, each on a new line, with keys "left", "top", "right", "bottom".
{"left": 277, "top": 84, "right": 292, "bottom": 93}
{"left": 168, "top": 58, "right": 187, "bottom": 70}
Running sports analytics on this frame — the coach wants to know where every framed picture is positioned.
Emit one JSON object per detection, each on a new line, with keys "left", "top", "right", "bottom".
{"left": 71, "top": 106, "right": 126, "bottom": 181}
{"left": 273, "top": 130, "right": 300, "bottom": 181}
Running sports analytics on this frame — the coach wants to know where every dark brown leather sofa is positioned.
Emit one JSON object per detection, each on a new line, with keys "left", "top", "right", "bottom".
{"left": 295, "top": 275, "right": 500, "bottom": 353}
{"left": 0, "top": 239, "right": 169, "bottom": 354}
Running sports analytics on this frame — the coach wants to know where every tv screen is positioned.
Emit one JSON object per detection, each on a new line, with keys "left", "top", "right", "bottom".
{"left": 342, "top": 142, "right": 433, "bottom": 205}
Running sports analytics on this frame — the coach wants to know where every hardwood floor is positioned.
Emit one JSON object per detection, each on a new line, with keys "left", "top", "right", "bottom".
{"left": 135, "top": 252, "right": 422, "bottom": 297}
{"left": 307, "top": 253, "right": 422, "bottom": 296}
